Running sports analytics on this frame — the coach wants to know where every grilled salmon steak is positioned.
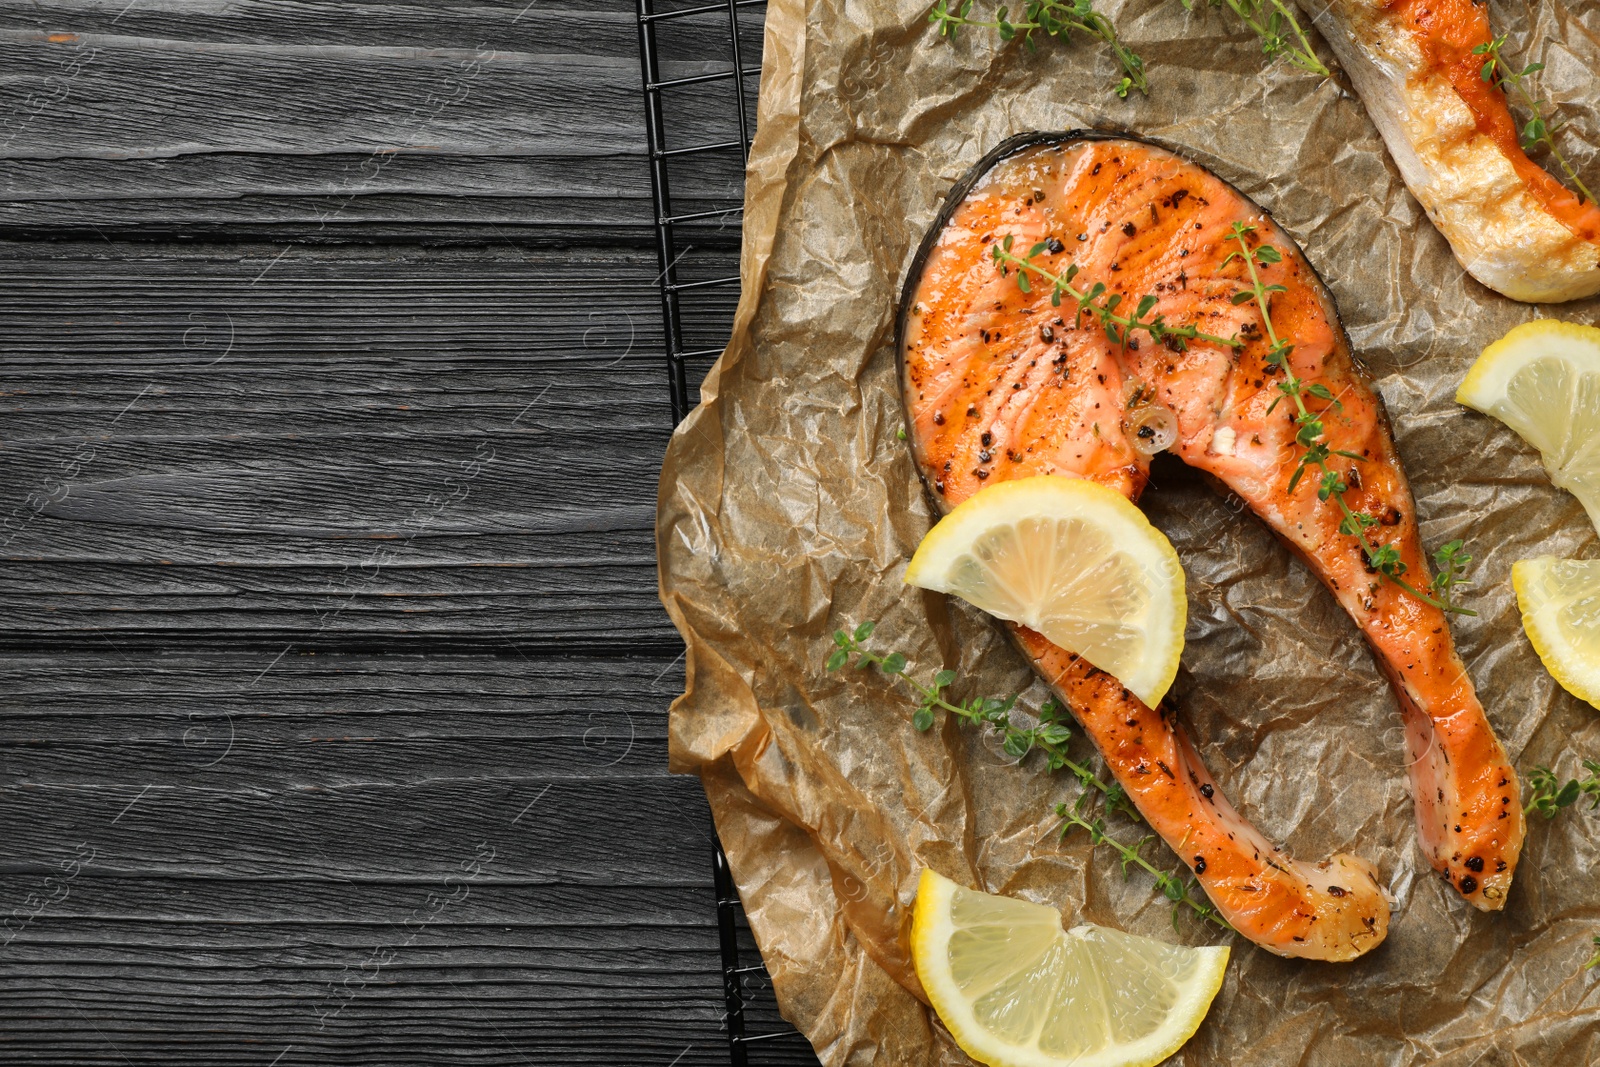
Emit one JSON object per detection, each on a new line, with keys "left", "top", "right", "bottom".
{"left": 1315, "top": 0, "right": 1600, "bottom": 303}
{"left": 898, "top": 133, "right": 1524, "bottom": 960}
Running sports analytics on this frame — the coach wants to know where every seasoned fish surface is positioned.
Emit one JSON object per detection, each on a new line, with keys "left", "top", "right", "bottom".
{"left": 1315, "top": 0, "right": 1600, "bottom": 303}
{"left": 899, "top": 134, "right": 1524, "bottom": 958}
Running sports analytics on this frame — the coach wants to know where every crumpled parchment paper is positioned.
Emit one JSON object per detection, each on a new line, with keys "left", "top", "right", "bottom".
{"left": 655, "top": 0, "right": 1600, "bottom": 1062}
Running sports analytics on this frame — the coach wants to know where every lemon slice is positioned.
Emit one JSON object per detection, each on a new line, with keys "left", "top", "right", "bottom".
{"left": 904, "top": 475, "right": 1185, "bottom": 708}
{"left": 1457, "top": 319, "right": 1600, "bottom": 532}
{"left": 1512, "top": 557, "right": 1600, "bottom": 710}
{"left": 911, "top": 869, "right": 1228, "bottom": 1067}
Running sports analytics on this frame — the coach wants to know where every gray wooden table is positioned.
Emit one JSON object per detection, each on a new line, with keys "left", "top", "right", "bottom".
{"left": 0, "top": 2, "right": 818, "bottom": 1062}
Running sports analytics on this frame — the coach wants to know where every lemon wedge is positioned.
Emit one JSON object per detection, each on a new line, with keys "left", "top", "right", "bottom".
{"left": 1512, "top": 557, "right": 1600, "bottom": 710}
{"left": 1457, "top": 319, "right": 1600, "bottom": 532}
{"left": 911, "top": 869, "right": 1228, "bottom": 1067}
{"left": 903, "top": 475, "right": 1185, "bottom": 708}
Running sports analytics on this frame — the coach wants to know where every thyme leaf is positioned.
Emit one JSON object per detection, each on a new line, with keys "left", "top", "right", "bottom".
{"left": 829, "top": 625, "right": 1233, "bottom": 929}
{"left": 929, "top": 0, "right": 1148, "bottom": 98}
{"left": 1473, "top": 35, "right": 1595, "bottom": 205}
{"left": 1525, "top": 761, "right": 1600, "bottom": 970}
{"left": 1223, "top": 221, "right": 1476, "bottom": 616}
{"left": 1430, "top": 539, "right": 1472, "bottom": 613}
{"left": 929, "top": 0, "right": 1328, "bottom": 93}
{"left": 1057, "top": 793, "right": 1231, "bottom": 931}
{"left": 1183, "top": 0, "right": 1328, "bottom": 77}
{"left": 829, "top": 623, "right": 1140, "bottom": 815}
{"left": 992, "top": 235, "right": 1242, "bottom": 352}
{"left": 1524, "top": 760, "right": 1600, "bottom": 818}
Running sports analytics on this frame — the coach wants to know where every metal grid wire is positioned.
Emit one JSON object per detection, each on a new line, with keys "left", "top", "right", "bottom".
{"left": 635, "top": 2, "right": 821, "bottom": 1063}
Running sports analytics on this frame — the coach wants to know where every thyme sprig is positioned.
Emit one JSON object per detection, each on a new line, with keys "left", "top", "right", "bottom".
{"left": 1223, "top": 222, "right": 1476, "bottom": 616}
{"left": 1474, "top": 35, "right": 1595, "bottom": 206}
{"left": 1184, "top": 0, "right": 1328, "bottom": 77}
{"left": 1524, "top": 760, "right": 1600, "bottom": 818}
{"left": 929, "top": 0, "right": 1149, "bottom": 98}
{"left": 829, "top": 624, "right": 1225, "bottom": 931}
{"left": 1430, "top": 539, "right": 1473, "bottom": 611}
{"left": 929, "top": 0, "right": 1327, "bottom": 94}
{"left": 828, "top": 622, "right": 1139, "bottom": 816}
{"left": 1526, "top": 761, "right": 1600, "bottom": 969}
{"left": 1057, "top": 793, "right": 1229, "bottom": 931}
{"left": 992, "top": 235, "right": 1242, "bottom": 352}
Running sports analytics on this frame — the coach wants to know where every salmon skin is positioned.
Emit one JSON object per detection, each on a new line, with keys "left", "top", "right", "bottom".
{"left": 897, "top": 132, "right": 1524, "bottom": 960}
{"left": 1314, "top": 0, "right": 1600, "bottom": 303}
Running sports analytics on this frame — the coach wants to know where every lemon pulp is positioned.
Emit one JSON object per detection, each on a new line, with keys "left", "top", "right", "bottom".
{"left": 1457, "top": 319, "right": 1600, "bottom": 533}
{"left": 904, "top": 476, "right": 1185, "bottom": 708}
{"left": 911, "top": 869, "right": 1229, "bottom": 1067}
{"left": 1512, "top": 557, "right": 1600, "bottom": 710}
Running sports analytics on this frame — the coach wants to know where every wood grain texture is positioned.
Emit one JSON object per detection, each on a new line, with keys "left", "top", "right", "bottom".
{"left": 0, "top": 0, "right": 816, "bottom": 1062}
{"left": 0, "top": 1, "right": 762, "bottom": 240}
{"left": 0, "top": 649, "right": 814, "bottom": 1066}
{"left": 0, "top": 241, "right": 734, "bottom": 650}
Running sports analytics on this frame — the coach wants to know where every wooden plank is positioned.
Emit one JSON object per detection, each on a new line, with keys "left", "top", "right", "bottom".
{"left": 0, "top": 650, "right": 680, "bottom": 787}
{"left": 0, "top": 3, "right": 762, "bottom": 240}
{"left": 0, "top": 1, "right": 756, "bottom": 63}
{"left": 6, "top": 776, "right": 718, "bottom": 880}
{"left": 0, "top": 16, "right": 740, "bottom": 158}
{"left": 0, "top": 649, "right": 713, "bottom": 873}
{"left": 0, "top": 151, "right": 751, "bottom": 238}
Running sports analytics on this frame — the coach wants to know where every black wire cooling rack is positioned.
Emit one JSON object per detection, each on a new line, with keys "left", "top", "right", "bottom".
{"left": 635, "top": 2, "right": 822, "bottom": 1064}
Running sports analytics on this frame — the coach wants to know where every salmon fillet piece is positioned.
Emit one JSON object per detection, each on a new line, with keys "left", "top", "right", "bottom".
{"left": 1315, "top": 0, "right": 1600, "bottom": 302}
{"left": 898, "top": 133, "right": 1524, "bottom": 959}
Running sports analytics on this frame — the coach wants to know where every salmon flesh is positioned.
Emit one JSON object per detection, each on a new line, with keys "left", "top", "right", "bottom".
{"left": 897, "top": 133, "right": 1524, "bottom": 961}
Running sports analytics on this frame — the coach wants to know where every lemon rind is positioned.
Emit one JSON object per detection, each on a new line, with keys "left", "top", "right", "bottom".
{"left": 1512, "top": 558, "right": 1600, "bottom": 711}
{"left": 1456, "top": 319, "right": 1600, "bottom": 416}
{"left": 904, "top": 476, "right": 1186, "bottom": 708}
{"left": 911, "top": 869, "right": 1229, "bottom": 1067}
